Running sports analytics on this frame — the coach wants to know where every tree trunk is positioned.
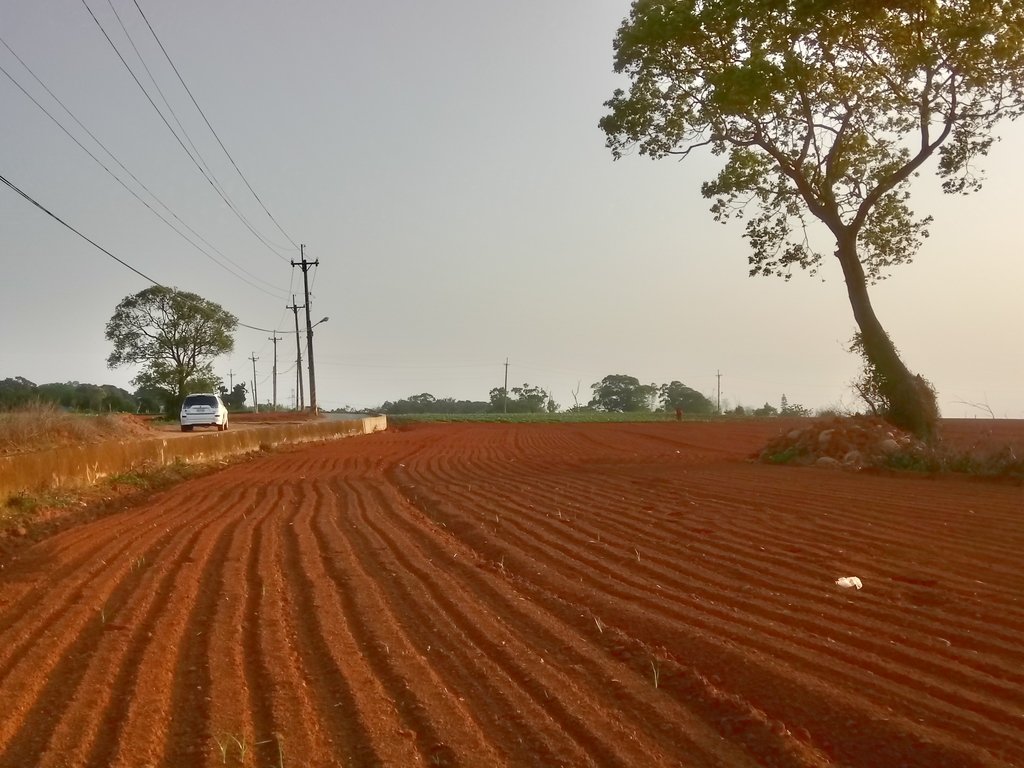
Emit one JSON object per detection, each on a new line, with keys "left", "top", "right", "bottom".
{"left": 834, "top": 236, "right": 938, "bottom": 439}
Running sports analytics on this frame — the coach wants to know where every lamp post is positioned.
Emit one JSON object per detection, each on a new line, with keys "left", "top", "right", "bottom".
{"left": 307, "top": 316, "right": 328, "bottom": 416}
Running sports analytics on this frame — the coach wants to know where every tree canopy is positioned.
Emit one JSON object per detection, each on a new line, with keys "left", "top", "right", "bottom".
{"left": 489, "top": 384, "right": 558, "bottom": 414}
{"left": 659, "top": 380, "right": 714, "bottom": 414}
{"left": 218, "top": 382, "right": 249, "bottom": 412}
{"left": 589, "top": 374, "right": 657, "bottom": 412}
{"left": 106, "top": 286, "right": 236, "bottom": 413}
{"left": 601, "top": 0, "right": 1024, "bottom": 437}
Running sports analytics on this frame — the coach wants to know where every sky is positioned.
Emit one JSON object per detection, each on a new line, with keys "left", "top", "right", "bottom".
{"left": 1, "top": 1, "right": 1022, "bottom": 417}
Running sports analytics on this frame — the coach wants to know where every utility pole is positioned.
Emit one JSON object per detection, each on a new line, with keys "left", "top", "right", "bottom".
{"left": 268, "top": 334, "right": 282, "bottom": 411}
{"left": 503, "top": 358, "right": 509, "bottom": 414}
{"left": 716, "top": 370, "right": 722, "bottom": 415}
{"left": 250, "top": 353, "right": 259, "bottom": 413}
{"left": 228, "top": 370, "right": 234, "bottom": 390}
{"left": 291, "top": 244, "right": 320, "bottom": 415}
{"left": 287, "top": 295, "right": 305, "bottom": 411}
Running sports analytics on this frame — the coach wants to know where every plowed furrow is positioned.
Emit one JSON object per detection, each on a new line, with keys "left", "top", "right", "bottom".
{"left": 308, "top": 481, "right": 505, "bottom": 767}
{"left": 1, "top": 421, "right": 1019, "bottom": 768}
{"left": 196, "top": 484, "right": 278, "bottom": 768}
{"left": 390, "top": 467, "right": 1021, "bottom": 760}
{"left": 420, "top": 463, "right": 1024, "bottom": 667}
{"left": 414, "top": 472, "right": 1024, "bottom": 705}
{"left": 0, "top": 491, "right": 234, "bottom": 761}
{"left": 232, "top": 484, "right": 335, "bottom": 767}
{"left": 42, "top": 521, "right": 208, "bottom": 767}
{"left": 479, "top": 475, "right": 1024, "bottom": 673}
{"left": 278, "top": 483, "right": 412, "bottom": 767}
{"left": 512, "top": 552, "right": 1010, "bottom": 768}
{"left": 359, "top": 480, "right": 757, "bottom": 768}
{"left": 94, "top": 493, "right": 250, "bottom": 767}
{"left": 346, "top": 484, "right": 658, "bottom": 768}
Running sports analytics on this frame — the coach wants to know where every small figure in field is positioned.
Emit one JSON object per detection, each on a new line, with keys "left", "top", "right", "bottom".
{"left": 675, "top": 407, "right": 683, "bottom": 422}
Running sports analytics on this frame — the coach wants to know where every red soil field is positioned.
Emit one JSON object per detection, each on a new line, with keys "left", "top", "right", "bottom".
{"left": 0, "top": 421, "right": 1021, "bottom": 767}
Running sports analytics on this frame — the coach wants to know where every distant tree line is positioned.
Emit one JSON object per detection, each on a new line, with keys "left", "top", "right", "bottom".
{"left": 0, "top": 377, "right": 137, "bottom": 412}
{"left": 377, "top": 384, "right": 560, "bottom": 415}
{"left": 0, "top": 376, "right": 250, "bottom": 415}
{"left": 378, "top": 377, "right": 716, "bottom": 415}
{"left": 377, "top": 393, "right": 491, "bottom": 415}
{"left": 377, "top": 377, "right": 816, "bottom": 418}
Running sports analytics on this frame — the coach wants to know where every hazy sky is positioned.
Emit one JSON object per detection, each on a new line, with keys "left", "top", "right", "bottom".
{"left": 2, "top": 1, "right": 1022, "bottom": 416}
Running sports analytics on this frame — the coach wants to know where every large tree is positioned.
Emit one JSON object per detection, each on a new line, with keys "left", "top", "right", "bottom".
{"left": 600, "top": 0, "right": 1024, "bottom": 438}
{"left": 659, "top": 380, "right": 714, "bottom": 414}
{"left": 590, "top": 374, "right": 657, "bottom": 412}
{"left": 106, "top": 286, "right": 237, "bottom": 414}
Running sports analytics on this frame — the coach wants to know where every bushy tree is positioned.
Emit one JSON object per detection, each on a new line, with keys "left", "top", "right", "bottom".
{"left": 659, "top": 380, "right": 714, "bottom": 414}
{"left": 0, "top": 377, "right": 38, "bottom": 409}
{"left": 780, "top": 394, "right": 810, "bottom": 417}
{"left": 106, "top": 286, "right": 236, "bottom": 414}
{"left": 489, "top": 384, "right": 556, "bottom": 414}
{"left": 590, "top": 374, "right": 657, "bottom": 412}
{"left": 218, "top": 382, "right": 249, "bottom": 412}
{"left": 601, "top": 0, "right": 1024, "bottom": 437}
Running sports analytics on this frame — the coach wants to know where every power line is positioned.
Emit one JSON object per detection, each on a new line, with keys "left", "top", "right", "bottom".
{"left": 0, "top": 40, "right": 288, "bottom": 300}
{"left": 130, "top": 0, "right": 299, "bottom": 250}
{"left": 0, "top": 170, "right": 280, "bottom": 333}
{"left": 78, "top": 0, "right": 293, "bottom": 261}
{"left": 103, "top": 0, "right": 223, "bottom": 201}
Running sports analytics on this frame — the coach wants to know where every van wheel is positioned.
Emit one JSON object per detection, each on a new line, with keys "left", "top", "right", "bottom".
{"left": 217, "top": 423, "right": 225, "bottom": 432}
{"left": 181, "top": 425, "right": 193, "bottom": 432}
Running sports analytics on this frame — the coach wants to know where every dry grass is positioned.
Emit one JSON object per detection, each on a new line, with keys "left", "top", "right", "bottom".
{"left": 0, "top": 401, "right": 150, "bottom": 455}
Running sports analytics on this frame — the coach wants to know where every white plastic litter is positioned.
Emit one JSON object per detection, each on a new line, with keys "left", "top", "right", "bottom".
{"left": 835, "top": 576, "right": 863, "bottom": 590}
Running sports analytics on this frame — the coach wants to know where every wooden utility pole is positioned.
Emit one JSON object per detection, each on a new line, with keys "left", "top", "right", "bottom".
{"left": 716, "top": 370, "right": 722, "bottom": 415}
{"left": 287, "top": 295, "right": 305, "bottom": 411}
{"left": 250, "top": 353, "right": 259, "bottom": 413}
{"left": 291, "top": 244, "right": 320, "bottom": 415}
{"left": 268, "top": 334, "right": 282, "bottom": 410}
{"left": 503, "top": 358, "right": 509, "bottom": 414}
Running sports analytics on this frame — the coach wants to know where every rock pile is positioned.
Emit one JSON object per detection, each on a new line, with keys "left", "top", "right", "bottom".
{"left": 756, "top": 416, "right": 926, "bottom": 470}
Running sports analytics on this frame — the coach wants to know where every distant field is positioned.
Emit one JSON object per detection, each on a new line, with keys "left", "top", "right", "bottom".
{"left": 387, "top": 411, "right": 720, "bottom": 424}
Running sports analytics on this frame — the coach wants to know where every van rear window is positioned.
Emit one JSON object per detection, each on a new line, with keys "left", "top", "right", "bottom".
{"left": 184, "top": 395, "right": 218, "bottom": 407}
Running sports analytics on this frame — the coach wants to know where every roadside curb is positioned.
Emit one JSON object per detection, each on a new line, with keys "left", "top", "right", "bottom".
{"left": 0, "top": 416, "right": 387, "bottom": 500}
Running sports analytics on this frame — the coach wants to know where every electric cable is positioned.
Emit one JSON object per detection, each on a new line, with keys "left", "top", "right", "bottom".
{"left": 103, "top": 0, "right": 226, "bottom": 201}
{"left": 130, "top": 0, "right": 299, "bottom": 250}
{"left": 0, "top": 42, "right": 288, "bottom": 299}
{"left": 0, "top": 171, "right": 283, "bottom": 333}
{"left": 78, "top": 0, "right": 293, "bottom": 261}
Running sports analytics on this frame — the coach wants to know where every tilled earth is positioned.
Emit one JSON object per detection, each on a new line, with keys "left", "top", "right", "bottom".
{"left": 0, "top": 421, "right": 1021, "bottom": 767}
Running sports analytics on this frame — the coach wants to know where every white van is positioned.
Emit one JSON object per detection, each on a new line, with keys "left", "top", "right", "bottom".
{"left": 179, "top": 393, "right": 230, "bottom": 432}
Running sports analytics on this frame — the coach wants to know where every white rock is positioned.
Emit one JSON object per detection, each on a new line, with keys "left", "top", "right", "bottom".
{"left": 815, "top": 456, "right": 841, "bottom": 468}
{"left": 835, "top": 576, "right": 863, "bottom": 590}
{"left": 818, "top": 429, "right": 834, "bottom": 445}
{"left": 878, "top": 438, "right": 899, "bottom": 454}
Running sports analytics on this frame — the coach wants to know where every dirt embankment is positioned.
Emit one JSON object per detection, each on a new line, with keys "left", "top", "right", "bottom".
{"left": 0, "top": 420, "right": 1020, "bottom": 767}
